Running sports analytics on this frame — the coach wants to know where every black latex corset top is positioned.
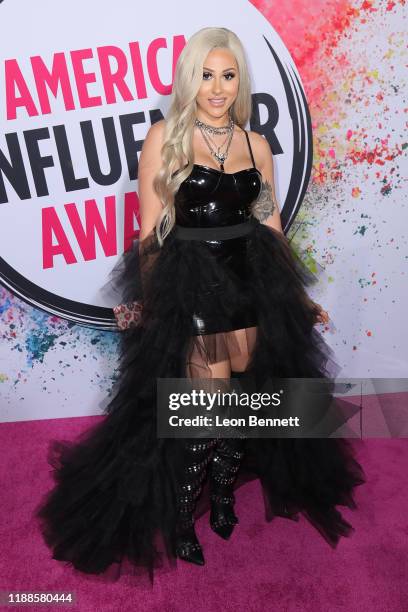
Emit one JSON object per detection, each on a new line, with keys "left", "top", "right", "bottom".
{"left": 174, "top": 164, "right": 262, "bottom": 228}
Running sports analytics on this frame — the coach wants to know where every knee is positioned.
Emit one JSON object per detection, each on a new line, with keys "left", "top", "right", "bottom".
{"left": 229, "top": 352, "right": 252, "bottom": 373}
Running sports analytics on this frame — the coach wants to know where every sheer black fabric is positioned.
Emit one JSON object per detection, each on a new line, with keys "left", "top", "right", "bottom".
{"left": 35, "top": 220, "right": 365, "bottom": 584}
{"left": 35, "top": 129, "right": 365, "bottom": 584}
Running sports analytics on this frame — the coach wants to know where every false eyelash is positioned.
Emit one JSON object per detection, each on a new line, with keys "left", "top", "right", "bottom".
{"left": 202, "top": 72, "right": 235, "bottom": 80}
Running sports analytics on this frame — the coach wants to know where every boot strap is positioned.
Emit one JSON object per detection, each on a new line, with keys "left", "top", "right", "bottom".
{"left": 211, "top": 473, "right": 236, "bottom": 485}
{"left": 180, "top": 475, "right": 205, "bottom": 492}
{"left": 212, "top": 454, "right": 240, "bottom": 472}
{"left": 176, "top": 516, "right": 195, "bottom": 531}
{"left": 216, "top": 439, "right": 245, "bottom": 459}
{"left": 185, "top": 440, "right": 217, "bottom": 452}
{"left": 210, "top": 493, "right": 235, "bottom": 505}
{"left": 184, "top": 455, "right": 211, "bottom": 474}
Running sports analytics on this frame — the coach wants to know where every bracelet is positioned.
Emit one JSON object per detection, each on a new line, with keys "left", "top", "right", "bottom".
{"left": 113, "top": 301, "right": 143, "bottom": 330}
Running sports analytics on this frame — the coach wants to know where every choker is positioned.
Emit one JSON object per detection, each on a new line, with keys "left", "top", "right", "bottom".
{"left": 194, "top": 116, "right": 234, "bottom": 136}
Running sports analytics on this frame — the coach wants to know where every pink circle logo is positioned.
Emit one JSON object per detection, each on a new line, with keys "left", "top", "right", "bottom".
{"left": 0, "top": 1, "right": 311, "bottom": 327}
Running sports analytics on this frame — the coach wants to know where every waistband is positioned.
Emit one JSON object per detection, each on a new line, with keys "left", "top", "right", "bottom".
{"left": 173, "top": 216, "right": 259, "bottom": 241}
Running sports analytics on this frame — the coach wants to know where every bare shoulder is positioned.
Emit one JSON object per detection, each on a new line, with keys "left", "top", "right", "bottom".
{"left": 246, "top": 130, "right": 273, "bottom": 170}
{"left": 147, "top": 118, "right": 166, "bottom": 138}
{"left": 143, "top": 118, "right": 166, "bottom": 148}
{"left": 140, "top": 119, "right": 166, "bottom": 167}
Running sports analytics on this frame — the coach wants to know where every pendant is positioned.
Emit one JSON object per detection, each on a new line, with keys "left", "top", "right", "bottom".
{"left": 214, "top": 151, "right": 226, "bottom": 164}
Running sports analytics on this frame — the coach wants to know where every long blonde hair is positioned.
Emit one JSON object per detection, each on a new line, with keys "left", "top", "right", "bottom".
{"left": 152, "top": 27, "right": 253, "bottom": 246}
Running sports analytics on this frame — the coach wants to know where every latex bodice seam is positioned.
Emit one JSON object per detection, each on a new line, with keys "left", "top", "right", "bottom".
{"left": 174, "top": 164, "right": 262, "bottom": 228}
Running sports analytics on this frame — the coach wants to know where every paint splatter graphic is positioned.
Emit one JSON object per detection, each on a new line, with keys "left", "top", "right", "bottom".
{"left": 0, "top": 284, "right": 120, "bottom": 402}
{"left": 254, "top": 0, "right": 407, "bottom": 371}
{"left": 1, "top": 0, "right": 407, "bottom": 407}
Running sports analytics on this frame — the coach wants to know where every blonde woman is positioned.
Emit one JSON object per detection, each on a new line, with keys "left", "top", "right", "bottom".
{"left": 36, "top": 27, "right": 365, "bottom": 581}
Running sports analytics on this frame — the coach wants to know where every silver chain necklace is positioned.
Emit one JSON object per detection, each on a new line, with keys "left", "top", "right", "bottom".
{"left": 194, "top": 116, "right": 234, "bottom": 135}
{"left": 194, "top": 116, "right": 235, "bottom": 169}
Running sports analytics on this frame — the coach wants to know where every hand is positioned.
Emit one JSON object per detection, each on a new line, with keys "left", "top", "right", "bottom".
{"left": 312, "top": 302, "right": 330, "bottom": 325}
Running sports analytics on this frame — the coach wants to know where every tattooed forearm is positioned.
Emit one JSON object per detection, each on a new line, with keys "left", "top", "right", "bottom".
{"left": 251, "top": 180, "right": 277, "bottom": 222}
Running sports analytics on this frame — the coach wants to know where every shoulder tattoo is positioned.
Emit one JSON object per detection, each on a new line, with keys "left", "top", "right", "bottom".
{"left": 251, "top": 180, "right": 276, "bottom": 222}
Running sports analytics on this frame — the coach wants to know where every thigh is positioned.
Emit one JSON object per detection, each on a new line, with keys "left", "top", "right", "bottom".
{"left": 184, "top": 324, "right": 258, "bottom": 378}
{"left": 185, "top": 333, "right": 231, "bottom": 379}
{"left": 226, "top": 326, "right": 258, "bottom": 372}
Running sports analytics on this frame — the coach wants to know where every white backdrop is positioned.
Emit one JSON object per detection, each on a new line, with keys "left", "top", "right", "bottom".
{"left": 0, "top": 0, "right": 406, "bottom": 422}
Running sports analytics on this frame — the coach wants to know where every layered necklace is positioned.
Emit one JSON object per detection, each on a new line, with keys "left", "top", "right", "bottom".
{"left": 194, "top": 114, "right": 235, "bottom": 172}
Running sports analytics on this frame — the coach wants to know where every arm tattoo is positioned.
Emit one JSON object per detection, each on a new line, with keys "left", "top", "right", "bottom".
{"left": 251, "top": 180, "right": 277, "bottom": 222}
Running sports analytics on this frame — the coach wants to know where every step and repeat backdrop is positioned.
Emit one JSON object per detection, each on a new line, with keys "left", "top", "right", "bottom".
{"left": 0, "top": 0, "right": 406, "bottom": 421}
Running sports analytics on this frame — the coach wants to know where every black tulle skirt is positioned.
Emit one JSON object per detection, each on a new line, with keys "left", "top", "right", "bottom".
{"left": 35, "top": 218, "right": 366, "bottom": 584}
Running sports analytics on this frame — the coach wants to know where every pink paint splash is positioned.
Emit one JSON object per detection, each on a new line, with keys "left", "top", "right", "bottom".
{"left": 252, "top": 0, "right": 358, "bottom": 103}
{"left": 251, "top": 0, "right": 406, "bottom": 193}
{"left": 252, "top": 0, "right": 406, "bottom": 355}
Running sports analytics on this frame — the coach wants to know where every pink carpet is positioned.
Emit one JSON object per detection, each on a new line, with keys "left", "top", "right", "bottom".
{"left": 1, "top": 417, "right": 407, "bottom": 612}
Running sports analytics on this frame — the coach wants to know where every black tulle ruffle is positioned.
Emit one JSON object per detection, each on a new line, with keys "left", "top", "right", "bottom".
{"left": 35, "top": 221, "right": 366, "bottom": 584}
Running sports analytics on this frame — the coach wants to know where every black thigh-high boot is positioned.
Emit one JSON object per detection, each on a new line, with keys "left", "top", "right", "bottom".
{"left": 209, "top": 437, "right": 246, "bottom": 540}
{"left": 209, "top": 371, "right": 247, "bottom": 540}
{"left": 174, "top": 438, "right": 216, "bottom": 565}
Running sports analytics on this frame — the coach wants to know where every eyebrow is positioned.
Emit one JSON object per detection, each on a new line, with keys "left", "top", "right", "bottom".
{"left": 203, "top": 66, "right": 236, "bottom": 71}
